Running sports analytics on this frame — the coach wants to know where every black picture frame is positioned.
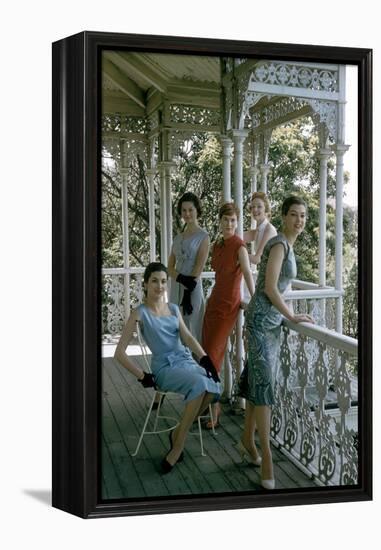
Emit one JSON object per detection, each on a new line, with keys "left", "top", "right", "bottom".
{"left": 52, "top": 31, "right": 372, "bottom": 519}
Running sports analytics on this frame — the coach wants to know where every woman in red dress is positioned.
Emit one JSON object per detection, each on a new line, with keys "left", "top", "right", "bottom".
{"left": 202, "top": 203, "right": 255, "bottom": 427}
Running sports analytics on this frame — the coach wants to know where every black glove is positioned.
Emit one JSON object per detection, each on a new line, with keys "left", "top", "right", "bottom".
{"left": 138, "top": 372, "right": 156, "bottom": 388}
{"left": 176, "top": 273, "right": 197, "bottom": 292}
{"left": 200, "top": 355, "right": 220, "bottom": 383}
{"left": 180, "top": 289, "right": 193, "bottom": 316}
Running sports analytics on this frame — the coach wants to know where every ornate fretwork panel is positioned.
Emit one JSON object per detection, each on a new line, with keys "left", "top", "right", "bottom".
{"left": 306, "top": 100, "right": 338, "bottom": 142}
{"left": 261, "top": 97, "right": 309, "bottom": 126}
{"left": 240, "top": 92, "right": 265, "bottom": 127}
{"left": 169, "top": 104, "right": 220, "bottom": 128}
{"left": 102, "top": 271, "right": 145, "bottom": 339}
{"left": 101, "top": 114, "right": 149, "bottom": 164}
{"left": 102, "top": 114, "right": 148, "bottom": 134}
{"left": 123, "top": 116, "right": 148, "bottom": 134}
{"left": 270, "top": 322, "right": 358, "bottom": 486}
{"left": 250, "top": 62, "right": 339, "bottom": 93}
{"left": 102, "top": 274, "right": 125, "bottom": 337}
{"left": 102, "top": 113, "right": 122, "bottom": 133}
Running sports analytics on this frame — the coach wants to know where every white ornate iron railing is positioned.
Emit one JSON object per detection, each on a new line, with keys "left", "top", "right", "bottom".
{"left": 269, "top": 319, "right": 358, "bottom": 486}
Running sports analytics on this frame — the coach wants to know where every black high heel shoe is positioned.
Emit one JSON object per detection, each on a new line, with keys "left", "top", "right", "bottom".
{"left": 169, "top": 431, "right": 184, "bottom": 462}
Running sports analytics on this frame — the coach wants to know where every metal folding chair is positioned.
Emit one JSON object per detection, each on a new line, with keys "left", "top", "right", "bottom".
{"left": 131, "top": 321, "right": 216, "bottom": 457}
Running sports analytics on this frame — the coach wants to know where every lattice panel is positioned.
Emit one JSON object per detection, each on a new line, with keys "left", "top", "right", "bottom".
{"left": 250, "top": 63, "right": 339, "bottom": 93}
{"left": 270, "top": 325, "right": 358, "bottom": 486}
{"left": 170, "top": 104, "right": 220, "bottom": 127}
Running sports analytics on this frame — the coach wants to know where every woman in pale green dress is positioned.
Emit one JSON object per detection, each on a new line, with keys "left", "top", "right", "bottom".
{"left": 237, "top": 196, "right": 314, "bottom": 490}
{"left": 168, "top": 192, "right": 209, "bottom": 343}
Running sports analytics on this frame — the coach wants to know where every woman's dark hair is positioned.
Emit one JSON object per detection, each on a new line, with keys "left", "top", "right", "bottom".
{"left": 143, "top": 262, "right": 168, "bottom": 284}
{"left": 281, "top": 196, "right": 307, "bottom": 216}
{"left": 177, "top": 192, "right": 202, "bottom": 218}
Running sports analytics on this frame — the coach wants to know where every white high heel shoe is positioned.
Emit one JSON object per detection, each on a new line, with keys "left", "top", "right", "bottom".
{"left": 234, "top": 440, "right": 262, "bottom": 467}
{"left": 261, "top": 479, "right": 275, "bottom": 490}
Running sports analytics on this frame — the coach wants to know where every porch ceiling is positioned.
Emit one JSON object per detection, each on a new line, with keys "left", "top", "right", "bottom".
{"left": 102, "top": 51, "right": 221, "bottom": 115}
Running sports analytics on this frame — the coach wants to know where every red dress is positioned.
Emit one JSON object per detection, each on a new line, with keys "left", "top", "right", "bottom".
{"left": 202, "top": 234, "right": 244, "bottom": 372}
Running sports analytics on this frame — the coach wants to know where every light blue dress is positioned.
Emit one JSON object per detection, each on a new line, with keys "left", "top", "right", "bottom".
{"left": 239, "top": 234, "right": 297, "bottom": 406}
{"left": 170, "top": 229, "right": 208, "bottom": 343}
{"left": 137, "top": 303, "right": 220, "bottom": 403}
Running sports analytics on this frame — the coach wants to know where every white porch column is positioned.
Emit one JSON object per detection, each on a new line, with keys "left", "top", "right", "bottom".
{"left": 164, "top": 162, "right": 176, "bottom": 258}
{"left": 230, "top": 129, "right": 248, "bottom": 406}
{"left": 331, "top": 143, "right": 350, "bottom": 333}
{"left": 231, "top": 129, "right": 248, "bottom": 236}
{"left": 157, "top": 162, "right": 168, "bottom": 264}
{"left": 146, "top": 168, "right": 156, "bottom": 262}
{"left": 259, "top": 163, "right": 271, "bottom": 193}
{"left": 120, "top": 139, "right": 131, "bottom": 319}
{"left": 318, "top": 148, "right": 331, "bottom": 287}
{"left": 120, "top": 169, "right": 131, "bottom": 318}
{"left": 249, "top": 165, "right": 258, "bottom": 195}
{"left": 221, "top": 136, "right": 233, "bottom": 202}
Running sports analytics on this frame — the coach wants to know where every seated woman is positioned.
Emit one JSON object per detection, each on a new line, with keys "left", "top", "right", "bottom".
{"left": 114, "top": 262, "right": 220, "bottom": 474}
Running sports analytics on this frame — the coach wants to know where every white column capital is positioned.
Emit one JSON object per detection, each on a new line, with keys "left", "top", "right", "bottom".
{"left": 221, "top": 135, "right": 233, "bottom": 146}
{"left": 259, "top": 163, "right": 271, "bottom": 176}
{"left": 330, "top": 144, "right": 351, "bottom": 158}
{"left": 145, "top": 167, "right": 157, "bottom": 177}
{"left": 249, "top": 165, "right": 260, "bottom": 178}
{"left": 157, "top": 161, "right": 177, "bottom": 172}
{"left": 229, "top": 128, "right": 249, "bottom": 145}
{"left": 318, "top": 148, "right": 331, "bottom": 160}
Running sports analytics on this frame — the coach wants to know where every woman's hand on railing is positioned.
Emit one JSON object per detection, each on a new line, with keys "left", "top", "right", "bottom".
{"left": 291, "top": 313, "right": 315, "bottom": 324}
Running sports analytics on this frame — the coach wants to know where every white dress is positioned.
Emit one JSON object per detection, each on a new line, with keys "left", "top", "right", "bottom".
{"left": 243, "top": 219, "right": 273, "bottom": 302}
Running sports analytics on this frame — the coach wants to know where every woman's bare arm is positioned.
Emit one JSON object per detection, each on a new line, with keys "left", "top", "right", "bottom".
{"left": 114, "top": 309, "right": 145, "bottom": 379}
{"left": 178, "top": 313, "right": 206, "bottom": 359}
{"left": 255, "top": 224, "right": 277, "bottom": 259}
{"left": 238, "top": 245, "right": 255, "bottom": 298}
{"left": 264, "top": 245, "right": 313, "bottom": 323}
{"left": 243, "top": 228, "right": 257, "bottom": 243}
{"left": 167, "top": 249, "right": 178, "bottom": 279}
{"left": 190, "top": 235, "right": 210, "bottom": 278}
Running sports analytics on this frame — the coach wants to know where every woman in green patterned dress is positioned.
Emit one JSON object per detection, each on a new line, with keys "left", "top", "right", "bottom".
{"left": 237, "top": 196, "right": 314, "bottom": 490}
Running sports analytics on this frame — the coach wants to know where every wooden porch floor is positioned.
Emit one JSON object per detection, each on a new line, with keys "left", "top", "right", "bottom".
{"left": 102, "top": 356, "right": 318, "bottom": 500}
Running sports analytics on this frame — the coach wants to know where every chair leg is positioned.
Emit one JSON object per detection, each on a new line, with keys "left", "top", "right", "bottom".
{"left": 197, "top": 416, "right": 206, "bottom": 456}
{"left": 208, "top": 404, "right": 217, "bottom": 436}
{"left": 195, "top": 404, "right": 218, "bottom": 456}
{"left": 153, "top": 394, "right": 164, "bottom": 432}
{"left": 131, "top": 393, "right": 156, "bottom": 457}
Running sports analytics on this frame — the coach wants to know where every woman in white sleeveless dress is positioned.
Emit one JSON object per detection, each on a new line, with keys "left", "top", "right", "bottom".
{"left": 244, "top": 192, "right": 277, "bottom": 266}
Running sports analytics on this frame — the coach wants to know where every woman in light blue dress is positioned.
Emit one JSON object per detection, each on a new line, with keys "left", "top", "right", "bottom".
{"left": 168, "top": 193, "right": 209, "bottom": 343}
{"left": 237, "top": 197, "right": 314, "bottom": 490}
{"left": 115, "top": 262, "right": 220, "bottom": 474}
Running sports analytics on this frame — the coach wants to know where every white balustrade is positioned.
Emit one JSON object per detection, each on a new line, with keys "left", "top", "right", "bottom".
{"left": 270, "top": 319, "right": 358, "bottom": 486}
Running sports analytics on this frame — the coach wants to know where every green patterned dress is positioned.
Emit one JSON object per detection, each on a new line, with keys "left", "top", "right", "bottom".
{"left": 239, "top": 233, "right": 296, "bottom": 406}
